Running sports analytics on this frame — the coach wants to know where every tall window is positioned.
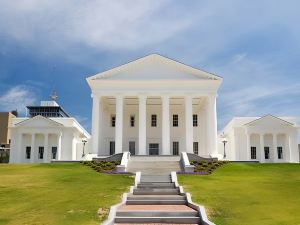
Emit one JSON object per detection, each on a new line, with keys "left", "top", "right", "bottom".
{"left": 264, "top": 147, "right": 270, "bottom": 159}
{"left": 193, "top": 114, "right": 198, "bottom": 127}
{"left": 130, "top": 115, "right": 135, "bottom": 127}
{"left": 52, "top": 147, "right": 57, "bottom": 159}
{"left": 129, "top": 141, "right": 135, "bottom": 155}
{"left": 151, "top": 114, "right": 157, "bottom": 127}
{"left": 250, "top": 146, "right": 256, "bottom": 159}
{"left": 173, "top": 114, "right": 178, "bottom": 127}
{"left": 173, "top": 142, "right": 179, "bottom": 155}
{"left": 193, "top": 142, "right": 199, "bottom": 155}
{"left": 111, "top": 115, "right": 116, "bottom": 127}
{"left": 110, "top": 141, "right": 115, "bottom": 155}
{"left": 277, "top": 147, "right": 283, "bottom": 159}
{"left": 26, "top": 146, "right": 31, "bottom": 159}
{"left": 38, "top": 147, "right": 44, "bottom": 159}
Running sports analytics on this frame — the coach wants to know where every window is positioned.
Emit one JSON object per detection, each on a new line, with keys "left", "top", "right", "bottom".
{"left": 250, "top": 146, "right": 256, "bottom": 159}
{"left": 173, "top": 142, "right": 179, "bottom": 155}
{"left": 193, "top": 114, "right": 198, "bottom": 127}
{"left": 264, "top": 147, "right": 270, "bottom": 159}
{"left": 110, "top": 141, "right": 115, "bottom": 155}
{"left": 38, "top": 147, "right": 44, "bottom": 159}
{"left": 173, "top": 114, "right": 179, "bottom": 127}
{"left": 193, "top": 142, "right": 199, "bottom": 155}
{"left": 111, "top": 115, "right": 116, "bottom": 127}
{"left": 52, "top": 147, "right": 57, "bottom": 159}
{"left": 26, "top": 146, "right": 31, "bottom": 159}
{"left": 130, "top": 115, "right": 135, "bottom": 127}
{"left": 277, "top": 147, "right": 283, "bottom": 159}
{"left": 151, "top": 114, "right": 157, "bottom": 127}
{"left": 129, "top": 141, "right": 135, "bottom": 155}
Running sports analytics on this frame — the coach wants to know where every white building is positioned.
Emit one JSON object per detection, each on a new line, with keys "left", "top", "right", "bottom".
{"left": 218, "top": 115, "right": 299, "bottom": 163}
{"left": 9, "top": 101, "right": 90, "bottom": 163}
{"left": 87, "top": 54, "right": 222, "bottom": 157}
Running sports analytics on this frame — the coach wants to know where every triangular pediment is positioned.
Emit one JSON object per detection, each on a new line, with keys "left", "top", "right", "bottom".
{"left": 15, "top": 115, "right": 63, "bottom": 128}
{"left": 244, "top": 115, "right": 294, "bottom": 127}
{"left": 87, "top": 54, "right": 221, "bottom": 81}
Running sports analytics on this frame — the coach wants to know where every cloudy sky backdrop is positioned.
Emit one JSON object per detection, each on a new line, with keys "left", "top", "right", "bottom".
{"left": 0, "top": 0, "right": 299, "bottom": 139}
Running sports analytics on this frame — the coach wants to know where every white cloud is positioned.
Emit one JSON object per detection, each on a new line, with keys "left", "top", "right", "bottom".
{"left": 0, "top": 85, "right": 38, "bottom": 115}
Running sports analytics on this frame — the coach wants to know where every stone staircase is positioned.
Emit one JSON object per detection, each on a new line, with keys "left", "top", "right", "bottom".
{"left": 112, "top": 174, "right": 201, "bottom": 224}
{"left": 127, "top": 156, "right": 182, "bottom": 175}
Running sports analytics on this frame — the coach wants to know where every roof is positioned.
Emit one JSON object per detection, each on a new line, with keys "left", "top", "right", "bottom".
{"left": 86, "top": 54, "right": 222, "bottom": 81}
{"left": 244, "top": 114, "right": 295, "bottom": 126}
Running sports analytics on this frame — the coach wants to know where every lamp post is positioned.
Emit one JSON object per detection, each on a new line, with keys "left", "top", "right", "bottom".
{"left": 82, "top": 139, "right": 87, "bottom": 157}
{"left": 222, "top": 137, "right": 227, "bottom": 159}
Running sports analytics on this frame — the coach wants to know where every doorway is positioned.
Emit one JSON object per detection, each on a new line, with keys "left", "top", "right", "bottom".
{"left": 129, "top": 141, "right": 135, "bottom": 155}
{"left": 149, "top": 143, "right": 159, "bottom": 155}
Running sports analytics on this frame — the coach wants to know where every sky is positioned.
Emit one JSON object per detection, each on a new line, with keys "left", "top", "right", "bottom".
{"left": 0, "top": 0, "right": 299, "bottom": 140}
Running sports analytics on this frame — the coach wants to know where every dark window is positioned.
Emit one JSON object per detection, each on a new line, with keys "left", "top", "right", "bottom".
{"left": 151, "top": 114, "right": 157, "bottom": 127}
{"left": 130, "top": 115, "right": 135, "bottom": 127}
{"left": 251, "top": 146, "right": 256, "bottom": 159}
{"left": 110, "top": 141, "right": 115, "bottom": 155}
{"left": 193, "top": 114, "right": 198, "bottom": 127}
{"left": 26, "top": 146, "right": 31, "bottom": 159}
{"left": 264, "top": 147, "right": 270, "bottom": 159}
{"left": 193, "top": 142, "right": 198, "bottom": 155}
{"left": 173, "top": 142, "right": 179, "bottom": 155}
{"left": 111, "top": 115, "right": 116, "bottom": 127}
{"left": 38, "top": 147, "right": 44, "bottom": 159}
{"left": 52, "top": 147, "right": 57, "bottom": 159}
{"left": 173, "top": 114, "right": 178, "bottom": 127}
{"left": 149, "top": 143, "right": 159, "bottom": 155}
{"left": 129, "top": 141, "right": 135, "bottom": 155}
{"left": 277, "top": 147, "right": 283, "bottom": 159}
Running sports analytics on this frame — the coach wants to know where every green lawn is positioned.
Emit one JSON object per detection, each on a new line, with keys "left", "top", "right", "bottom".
{"left": 178, "top": 163, "right": 300, "bottom": 225}
{"left": 0, "top": 163, "right": 133, "bottom": 225}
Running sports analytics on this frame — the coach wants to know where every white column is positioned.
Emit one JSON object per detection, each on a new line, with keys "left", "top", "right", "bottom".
{"left": 138, "top": 95, "right": 147, "bottom": 155}
{"left": 91, "top": 95, "right": 100, "bottom": 154}
{"left": 43, "top": 133, "right": 48, "bottom": 163}
{"left": 185, "top": 96, "right": 193, "bottom": 153}
{"left": 17, "top": 133, "right": 23, "bottom": 163}
{"left": 71, "top": 136, "right": 77, "bottom": 160}
{"left": 246, "top": 133, "right": 250, "bottom": 161}
{"left": 162, "top": 95, "right": 170, "bottom": 155}
{"left": 273, "top": 133, "right": 277, "bottom": 162}
{"left": 57, "top": 133, "right": 62, "bottom": 160}
{"left": 260, "top": 134, "right": 265, "bottom": 163}
{"left": 206, "top": 95, "right": 218, "bottom": 157}
{"left": 115, "top": 95, "right": 123, "bottom": 154}
{"left": 30, "top": 133, "right": 35, "bottom": 163}
{"left": 286, "top": 134, "right": 292, "bottom": 162}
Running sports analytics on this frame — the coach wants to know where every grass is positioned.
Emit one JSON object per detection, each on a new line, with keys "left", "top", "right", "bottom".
{"left": 0, "top": 163, "right": 133, "bottom": 225}
{"left": 178, "top": 163, "right": 300, "bottom": 225}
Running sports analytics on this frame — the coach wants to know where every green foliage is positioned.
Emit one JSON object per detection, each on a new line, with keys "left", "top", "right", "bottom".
{"left": 179, "top": 163, "right": 300, "bottom": 225}
{"left": 81, "top": 160, "right": 121, "bottom": 173}
{"left": 191, "top": 160, "right": 229, "bottom": 173}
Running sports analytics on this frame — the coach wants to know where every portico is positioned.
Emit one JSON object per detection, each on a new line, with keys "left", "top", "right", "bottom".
{"left": 87, "top": 54, "right": 222, "bottom": 157}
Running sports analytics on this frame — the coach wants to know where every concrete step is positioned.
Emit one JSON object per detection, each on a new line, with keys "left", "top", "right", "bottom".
{"left": 114, "top": 216, "right": 201, "bottom": 224}
{"left": 133, "top": 188, "right": 179, "bottom": 195}
{"left": 137, "top": 183, "right": 175, "bottom": 188}
{"left": 127, "top": 194, "right": 186, "bottom": 200}
{"left": 126, "top": 199, "right": 186, "bottom": 205}
{"left": 140, "top": 175, "right": 171, "bottom": 183}
{"left": 116, "top": 210, "right": 198, "bottom": 217}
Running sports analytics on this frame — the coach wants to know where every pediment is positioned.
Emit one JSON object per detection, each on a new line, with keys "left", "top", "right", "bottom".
{"left": 244, "top": 115, "right": 294, "bottom": 127}
{"left": 15, "top": 116, "right": 63, "bottom": 128}
{"left": 87, "top": 54, "right": 221, "bottom": 81}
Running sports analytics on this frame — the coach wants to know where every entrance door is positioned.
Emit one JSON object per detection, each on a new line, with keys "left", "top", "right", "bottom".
{"left": 129, "top": 141, "right": 135, "bottom": 155}
{"left": 149, "top": 143, "right": 159, "bottom": 155}
{"left": 110, "top": 141, "right": 115, "bottom": 155}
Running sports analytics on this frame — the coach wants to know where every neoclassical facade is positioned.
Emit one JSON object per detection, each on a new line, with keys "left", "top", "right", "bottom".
{"left": 87, "top": 54, "right": 222, "bottom": 157}
{"left": 218, "top": 115, "right": 299, "bottom": 163}
{"left": 10, "top": 115, "right": 90, "bottom": 163}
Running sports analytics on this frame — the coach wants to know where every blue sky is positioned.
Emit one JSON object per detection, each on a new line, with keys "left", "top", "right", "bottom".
{"left": 0, "top": 0, "right": 299, "bottom": 139}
